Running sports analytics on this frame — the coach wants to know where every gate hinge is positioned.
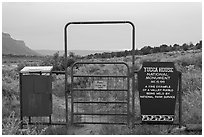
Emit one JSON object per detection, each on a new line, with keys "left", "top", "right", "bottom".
{"left": 129, "top": 72, "right": 134, "bottom": 78}
{"left": 129, "top": 71, "right": 138, "bottom": 78}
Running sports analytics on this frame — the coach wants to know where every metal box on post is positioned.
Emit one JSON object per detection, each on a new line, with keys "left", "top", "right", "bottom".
{"left": 20, "top": 66, "right": 53, "bottom": 117}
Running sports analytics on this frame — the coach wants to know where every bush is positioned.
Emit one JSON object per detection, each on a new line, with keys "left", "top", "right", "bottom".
{"left": 41, "top": 52, "right": 76, "bottom": 71}
{"left": 16, "top": 61, "right": 39, "bottom": 72}
{"left": 175, "top": 53, "right": 202, "bottom": 69}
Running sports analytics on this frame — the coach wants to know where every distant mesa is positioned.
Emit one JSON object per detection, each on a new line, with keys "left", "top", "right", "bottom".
{"left": 2, "top": 32, "right": 40, "bottom": 56}
{"left": 2, "top": 32, "right": 111, "bottom": 57}
{"left": 2, "top": 33, "right": 11, "bottom": 38}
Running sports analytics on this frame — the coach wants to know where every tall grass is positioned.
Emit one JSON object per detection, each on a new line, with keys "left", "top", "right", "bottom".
{"left": 182, "top": 69, "right": 202, "bottom": 124}
{"left": 2, "top": 112, "right": 48, "bottom": 135}
{"left": 99, "top": 124, "right": 171, "bottom": 135}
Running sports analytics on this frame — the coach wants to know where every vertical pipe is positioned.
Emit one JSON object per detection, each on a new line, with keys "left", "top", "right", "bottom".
{"left": 19, "top": 73, "right": 23, "bottom": 129}
{"left": 64, "top": 24, "right": 69, "bottom": 127}
{"left": 131, "top": 23, "right": 136, "bottom": 128}
{"left": 127, "top": 67, "right": 130, "bottom": 127}
{"left": 49, "top": 115, "right": 52, "bottom": 125}
{"left": 179, "top": 72, "right": 182, "bottom": 128}
{"left": 49, "top": 72, "right": 52, "bottom": 125}
{"left": 28, "top": 117, "right": 31, "bottom": 124}
{"left": 71, "top": 65, "right": 74, "bottom": 124}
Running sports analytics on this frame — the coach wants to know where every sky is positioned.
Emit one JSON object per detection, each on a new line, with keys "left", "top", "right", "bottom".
{"left": 2, "top": 2, "right": 202, "bottom": 51}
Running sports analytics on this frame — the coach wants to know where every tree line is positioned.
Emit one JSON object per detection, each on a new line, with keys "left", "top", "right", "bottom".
{"left": 84, "top": 40, "right": 202, "bottom": 59}
{"left": 12, "top": 40, "right": 202, "bottom": 71}
{"left": 42, "top": 40, "right": 202, "bottom": 71}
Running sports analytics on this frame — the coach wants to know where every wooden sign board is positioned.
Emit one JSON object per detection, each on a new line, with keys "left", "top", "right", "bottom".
{"left": 93, "top": 80, "right": 107, "bottom": 90}
{"left": 138, "top": 62, "right": 179, "bottom": 124}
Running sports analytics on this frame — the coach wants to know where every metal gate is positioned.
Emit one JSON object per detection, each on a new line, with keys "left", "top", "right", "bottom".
{"left": 64, "top": 21, "right": 136, "bottom": 126}
{"left": 70, "top": 62, "right": 130, "bottom": 125}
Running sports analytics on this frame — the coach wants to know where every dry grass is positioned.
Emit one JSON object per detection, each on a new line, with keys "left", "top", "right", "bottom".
{"left": 2, "top": 112, "right": 48, "bottom": 135}
{"left": 2, "top": 49, "right": 202, "bottom": 135}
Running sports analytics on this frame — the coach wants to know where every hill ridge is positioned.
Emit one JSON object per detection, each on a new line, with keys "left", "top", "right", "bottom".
{"left": 2, "top": 32, "right": 40, "bottom": 56}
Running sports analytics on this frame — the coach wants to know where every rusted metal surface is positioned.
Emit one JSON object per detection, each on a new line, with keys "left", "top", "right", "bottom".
{"left": 21, "top": 72, "right": 52, "bottom": 117}
{"left": 19, "top": 68, "right": 68, "bottom": 128}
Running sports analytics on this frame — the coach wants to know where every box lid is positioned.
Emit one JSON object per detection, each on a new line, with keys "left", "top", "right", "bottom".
{"left": 20, "top": 66, "right": 53, "bottom": 73}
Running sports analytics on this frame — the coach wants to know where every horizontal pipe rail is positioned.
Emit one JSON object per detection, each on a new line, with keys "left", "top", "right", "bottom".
{"left": 73, "top": 113, "right": 127, "bottom": 115}
{"left": 73, "top": 122, "right": 127, "bottom": 125}
{"left": 71, "top": 61, "right": 130, "bottom": 68}
{"left": 73, "top": 101, "right": 128, "bottom": 104}
{"left": 72, "top": 75, "right": 128, "bottom": 78}
{"left": 66, "top": 21, "right": 133, "bottom": 25}
{"left": 72, "top": 89, "right": 128, "bottom": 91}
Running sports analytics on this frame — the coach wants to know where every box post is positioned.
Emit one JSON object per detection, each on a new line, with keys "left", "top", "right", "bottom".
{"left": 179, "top": 72, "right": 182, "bottom": 128}
{"left": 19, "top": 72, "right": 23, "bottom": 129}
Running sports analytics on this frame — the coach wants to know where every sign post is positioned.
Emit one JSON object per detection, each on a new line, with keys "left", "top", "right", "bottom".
{"left": 138, "top": 62, "right": 180, "bottom": 124}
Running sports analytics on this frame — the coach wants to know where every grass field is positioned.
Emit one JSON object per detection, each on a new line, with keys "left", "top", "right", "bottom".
{"left": 2, "top": 49, "right": 202, "bottom": 135}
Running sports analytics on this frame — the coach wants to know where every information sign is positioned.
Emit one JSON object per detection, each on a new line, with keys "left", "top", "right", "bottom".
{"left": 93, "top": 80, "right": 108, "bottom": 90}
{"left": 138, "top": 62, "right": 179, "bottom": 123}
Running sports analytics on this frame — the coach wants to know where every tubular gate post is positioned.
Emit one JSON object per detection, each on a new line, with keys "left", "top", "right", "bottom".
{"left": 134, "top": 71, "right": 138, "bottom": 126}
{"left": 70, "top": 65, "right": 74, "bottom": 124}
{"left": 64, "top": 24, "right": 69, "bottom": 128}
{"left": 127, "top": 67, "right": 130, "bottom": 127}
{"left": 19, "top": 73, "right": 23, "bottom": 129}
{"left": 179, "top": 72, "right": 182, "bottom": 128}
{"left": 131, "top": 24, "right": 136, "bottom": 129}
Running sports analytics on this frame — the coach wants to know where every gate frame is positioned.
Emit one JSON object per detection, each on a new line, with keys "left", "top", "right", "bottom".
{"left": 70, "top": 61, "right": 130, "bottom": 125}
{"left": 64, "top": 21, "right": 136, "bottom": 127}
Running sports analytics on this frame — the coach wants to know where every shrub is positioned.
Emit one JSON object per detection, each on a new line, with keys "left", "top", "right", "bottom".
{"left": 40, "top": 52, "right": 76, "bottom": 71}
{"left": 16, "top": 61, "right": 39, "bottom": 72}
{"left": 175, "top": 53, "right": 202, "bottom": 69}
